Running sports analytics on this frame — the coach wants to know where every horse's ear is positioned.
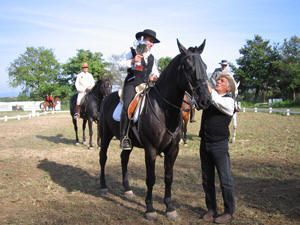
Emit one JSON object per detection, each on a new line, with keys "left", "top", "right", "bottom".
{"left": 197, "top": 39, "right": 206, "bottom": 54}
{"left": 177, "top": 39, "right": 188, "bottom": 55}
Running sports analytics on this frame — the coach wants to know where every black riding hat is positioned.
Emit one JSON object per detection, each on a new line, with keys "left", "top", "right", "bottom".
{"left": 135, "top": 29, "right": 160, "bottom": 43}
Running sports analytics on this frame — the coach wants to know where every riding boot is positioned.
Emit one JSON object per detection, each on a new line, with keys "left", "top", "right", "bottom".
{"left": 74, "top": 105, "right": 81, "bottom": 120}
{"left": 120, "top": 109, "right": 132, "bottom": 150}
{"left": 190, "top": 107, "right": 196, "bottom": 123}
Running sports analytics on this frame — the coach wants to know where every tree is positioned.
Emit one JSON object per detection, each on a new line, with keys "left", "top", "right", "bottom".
{"left": 158, "top": 56, "right": 172, "bottom": 73}
{"left": 8, "top": 47, "right": 61, "bottom": 100}
{"left": 106, "top": 54, "right": 125, "bottom": 91}
{"left": 234, "top": 35, "right": 280, "bottom": 102}
{"left": 276, "top": 36, "right": 300, "bottom": 101}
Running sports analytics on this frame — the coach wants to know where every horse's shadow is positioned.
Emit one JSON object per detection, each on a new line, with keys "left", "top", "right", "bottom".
{"left": 37, "top": 159, "right": 205, "bottom": 217}
{"left": 36, "top": 134, "right": 74, "bottom": 145}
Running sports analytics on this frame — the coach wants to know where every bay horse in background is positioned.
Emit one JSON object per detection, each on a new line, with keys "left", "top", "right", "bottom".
{"left": 181, "top": 92, "right": 194, "bottom": 146}
{"left": 40, "top": 97, "right": 61, "bottom": 111}
{"left": 70, "top": 78, "right": 111, "bottom": 149}
{"left": 98, "top": 39, "right": 211, "bottom": 220}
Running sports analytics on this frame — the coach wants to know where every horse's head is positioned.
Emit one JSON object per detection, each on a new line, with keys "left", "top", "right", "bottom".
{"left": 177, "top": 39, "right": 211, "bottom": 109}
{"left": 99, "top": 78, "right": 112, "bottom": 97}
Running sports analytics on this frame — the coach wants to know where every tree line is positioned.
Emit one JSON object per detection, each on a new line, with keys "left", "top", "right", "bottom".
{"left": 7, "top": 34, "right": 300, "bottom": 103}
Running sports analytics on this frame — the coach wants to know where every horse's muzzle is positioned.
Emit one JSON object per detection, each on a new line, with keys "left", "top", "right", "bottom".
{"left": 195, "top": 98, "right": 211, "bottom": 110}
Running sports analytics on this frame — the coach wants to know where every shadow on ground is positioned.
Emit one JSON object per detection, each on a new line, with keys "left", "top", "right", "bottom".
{"left": 37, "top": 158, "right": 300, "bottom": 222}
{"left": 36, "top": 134, "right": 75, "bottom": 145}
{"left": 37, "top": 159, "right": 205, "bottom": 218}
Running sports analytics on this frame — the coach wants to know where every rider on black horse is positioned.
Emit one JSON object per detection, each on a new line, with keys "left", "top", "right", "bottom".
{"left": 74, "top": 62, "right": 95, "bottom": 120}
{"left": 120, "top": 29, "right": 160, "bottom": 150}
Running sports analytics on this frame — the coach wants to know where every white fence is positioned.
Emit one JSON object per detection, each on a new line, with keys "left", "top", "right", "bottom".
{"left": 241, "top": 107, "right": 300, "bottom": 115}
{"left": 0, "top": 110, "right": 69, "bottom": 122}
{"left": 0, "top": 101, "right": 61, "bottom": 112}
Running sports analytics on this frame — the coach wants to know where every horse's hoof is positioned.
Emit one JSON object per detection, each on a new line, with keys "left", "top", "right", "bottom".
{"left": 83, "top": 141, "right": 87, "bottom": 145}
{"left": 184, "top": 143, "right": 188, "bottom": 147}
{"left": 124, "top": 190, "right": 134, "bottom": 199}
{"left": 145, "top": 211, "right": 157, "bottom": 220}
{"left": 166, "top": 210, "right": 178, "bottom": 220}
{"left": 75, "top": 142, "right": 79, "bottom": 146}
{"left": 100, "top": 188, "right": 108, "bottom": 195}
{"left": 88, "top": 146, "right": 93, "bottom": 150}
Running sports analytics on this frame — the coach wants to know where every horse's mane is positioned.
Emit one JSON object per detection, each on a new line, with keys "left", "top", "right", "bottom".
{"left": 158, "top": 55, "right": 181, "bottom": 79}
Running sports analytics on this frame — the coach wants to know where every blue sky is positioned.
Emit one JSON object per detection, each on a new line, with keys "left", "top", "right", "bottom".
{"left": 0, "top": 0, "right": 299, "bottom": 96}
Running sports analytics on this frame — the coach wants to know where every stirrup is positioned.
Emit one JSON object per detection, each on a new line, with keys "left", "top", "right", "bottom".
{"left": 74, "top": 113, "right": 80, "bottom": 120}
{"left": 121, "top": 136, "right": 132, "bottom": 150}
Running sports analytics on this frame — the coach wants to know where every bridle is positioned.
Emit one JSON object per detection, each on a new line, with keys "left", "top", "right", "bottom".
{"left": 179, "top": 53, "right": 207, "bottom": 101}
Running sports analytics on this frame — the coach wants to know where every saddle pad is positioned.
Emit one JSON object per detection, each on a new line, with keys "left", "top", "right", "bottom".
{"left": 112, "top": 102, "right": 122, "bottom": 121}
{"left": 112, "top": 97, "right": 146, "bottom": 123}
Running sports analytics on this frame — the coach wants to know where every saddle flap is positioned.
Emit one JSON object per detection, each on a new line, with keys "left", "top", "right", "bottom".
{"left": 128, "top": 94, "right": 142, "bottom": 119}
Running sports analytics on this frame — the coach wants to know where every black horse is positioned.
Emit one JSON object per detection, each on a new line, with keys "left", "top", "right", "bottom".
{"left": 98, "top": 40, "right": 211, "bottom": 219}
{"left": 70, "top": 78, "right": 111, "bottom": 149}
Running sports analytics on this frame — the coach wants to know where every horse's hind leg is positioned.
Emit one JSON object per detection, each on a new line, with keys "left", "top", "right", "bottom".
{"left": 72, "top": 118, "right": 80, "bottom": 145}
{"left": 121, "top": 149, "right": 134, "bottom": 198}
{"left": 82, "top": 119, "right": 87, "bottom": 145}
{"left": 164, "top": 146, "right": 179, "bottom": 219}
{"left": 88, "top": 118, "right": 93, "bottom": 149}
{"left": 99, "top": 128, "right": 113, "bottom": 195}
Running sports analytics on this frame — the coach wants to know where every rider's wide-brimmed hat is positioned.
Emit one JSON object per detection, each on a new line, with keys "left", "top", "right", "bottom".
{"left": 216, "top": 71, "right": 237, "bottom": 94}
{"left": 135, "top": 29, "right": 160, "bottom": 43}
{"left": 81, "top": 62, "right": 88, "bottom": 68}
{"left": 219, "top": 60, "right": 228, "bottom": 66}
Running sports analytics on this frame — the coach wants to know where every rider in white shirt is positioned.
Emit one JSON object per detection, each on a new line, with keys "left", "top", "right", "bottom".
{"left": 74, "top": 62, "right": 95, "bottom": 120}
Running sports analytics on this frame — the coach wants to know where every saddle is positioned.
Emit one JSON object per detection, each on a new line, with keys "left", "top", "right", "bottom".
{"left": 114, "top": 83, "right": 147, "bottom": 122}
{"left": 128, "top": 94, "right": 142, "bottom": 119}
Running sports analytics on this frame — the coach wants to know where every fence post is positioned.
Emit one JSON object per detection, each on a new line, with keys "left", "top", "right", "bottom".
{"left": 269, "top": 107, "right": 272, "bottom": 114}
{"left": 32, "top": 109, "right": 36, "bottom": 117}
{"left": 17, "top": 115, "right": 21, "bottom": 120}
{"left": 287, "top": 109, "right": 290, "bottom": 116}
{"left": 254, "top": 107, "right": 257, "bottom": 112}
{"left": 4, "top": 115, "right": 8, "bottom": 122}
{"left": 243, "top": 107, "right": 246, "bottom": 112}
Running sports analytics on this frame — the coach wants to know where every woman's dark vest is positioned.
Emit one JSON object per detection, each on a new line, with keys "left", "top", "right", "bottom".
{"left": 199, "top": 94, "right": 233, "bottom": 142}
{"left": 125, "top": 47, "right": 154, "bottom": 85}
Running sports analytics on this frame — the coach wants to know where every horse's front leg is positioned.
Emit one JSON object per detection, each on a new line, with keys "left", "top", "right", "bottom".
{"left": 183, "top": 121, "right": 187, "bottom": 146}
{"left": 121, "top": 149, "right": 134, "bottom": 198}
{"left": 82, "top": 119, "right": 87, "bottom": 145}
{"left": 72, "top": 118, "right": 79, "bottom": 145}
{"left": 230, "top": 113, "right": 237, "bottom": 143}
{"left": 144, "top": 149, "right": 157, "bottom": 220}
{"left": 88, "top": 118, "right": 94, "bottom": 149}
{"left": 164, "top": 145, "right": 180, "bottom": 219}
